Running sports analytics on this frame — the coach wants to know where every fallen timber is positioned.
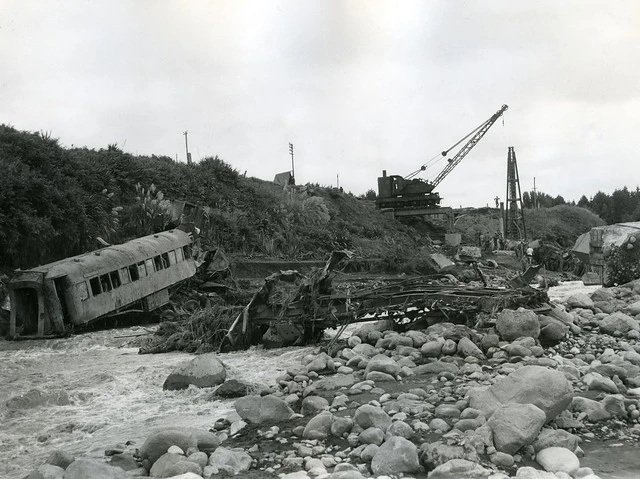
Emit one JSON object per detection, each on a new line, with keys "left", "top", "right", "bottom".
{"left": 220, "top": 252, "right": 549, "bottom": 352}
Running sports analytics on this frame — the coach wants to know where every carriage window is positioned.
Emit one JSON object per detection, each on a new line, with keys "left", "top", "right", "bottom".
{"left": 128, "top": 264, "right": 139, "bottom": 281}
{"left": 145, "top": 259, "right": 155, "bottom": 274}
{"left": 77, "top": 282, "right": 90, "bottom": 300}
{"left": 137, "top": 262, "right": 147, "bottom": 278}
{"left": 89, "top": 277, "right": 102, "bottom": 296}
{"left": 100, "top": 274, "right": 112, "bottom": 292}
{"left": 153, "top": 256, "right": 164, "bottom": 271}
{"left": 121, "top": 267, "right": 131, "bottom": 284}
{"left": 109, "top": 271, "right": 121, "bottom": 288}
{"left": 168, "top": 250, "right": 177, "bottom": 265}
{"left": 176, "top": 248, "right": 184, "bottom": 262}
{"left": 162, "top": 252, "right": 170, "bottom": 268}
{"left": 183, "top": 245, "right": 192, "bottom": 259}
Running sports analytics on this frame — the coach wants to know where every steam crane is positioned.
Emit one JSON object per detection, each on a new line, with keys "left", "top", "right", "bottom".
{"left": 375, "top": 104, "right": 508, "bottom": 212}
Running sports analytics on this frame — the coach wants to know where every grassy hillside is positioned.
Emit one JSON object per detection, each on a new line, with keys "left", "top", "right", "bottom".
{"left": 0, "top": 125, "right": 425, "bottom": 269}
{"left": 452, "top": 205, "right": 605, "bottom": 247}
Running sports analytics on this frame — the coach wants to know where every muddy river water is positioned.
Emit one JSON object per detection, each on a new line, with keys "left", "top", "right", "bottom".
{"left": 0, "top": 282, "right": 637, "bottom": 478}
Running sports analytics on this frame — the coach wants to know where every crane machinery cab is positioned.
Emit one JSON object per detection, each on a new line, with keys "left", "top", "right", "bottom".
{"left": 376, "top": 104, "right": 508, "bottom": 212}
{"left": 377, "top": 172, "right": 441, "bottom": 209}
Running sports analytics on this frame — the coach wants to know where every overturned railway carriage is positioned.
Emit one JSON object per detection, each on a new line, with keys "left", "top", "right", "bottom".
{"left": 8, "top": 229, "right": 196, "bottom": 338}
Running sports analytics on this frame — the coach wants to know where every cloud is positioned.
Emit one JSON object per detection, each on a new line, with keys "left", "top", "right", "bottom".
{"left": 0, "top": 0, "right": 638, "bottom": 206}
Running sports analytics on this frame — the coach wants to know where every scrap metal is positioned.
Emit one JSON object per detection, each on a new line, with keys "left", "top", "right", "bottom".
{"left": 220, "top": 251, "right": 549, "bottom": 352}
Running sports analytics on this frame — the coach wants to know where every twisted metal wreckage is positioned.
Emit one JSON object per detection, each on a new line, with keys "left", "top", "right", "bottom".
{"left": 219, "top": 251, "right": 549, "bottom": 352}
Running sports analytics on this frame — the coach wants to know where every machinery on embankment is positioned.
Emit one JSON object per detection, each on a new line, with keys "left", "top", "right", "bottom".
{"left": 376, "top": 104, "right": 508, "bottom": 213}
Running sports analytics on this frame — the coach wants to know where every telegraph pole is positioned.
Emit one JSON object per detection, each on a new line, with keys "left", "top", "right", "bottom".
{"left": 184, "top": 131, "right": 192, "bottom": 165}
{"left": 289, "top": 142, "right": 295, "bottom": 184}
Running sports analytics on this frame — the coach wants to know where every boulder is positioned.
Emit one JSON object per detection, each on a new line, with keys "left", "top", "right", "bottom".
{"left": 364, "top": 354, "right": 400, "bottom": 376}
{"left": 303, "top": 411, "right": 334, "bottom": 440}
{"left": 599, "top": 312, "right": 640, "bottom": 335}
{"left": 426, "top": 323, "right": 473, "bottom": 341}
{"left": 531, "top": 428, "right": 580, "bottom": 452}
{"left": 427, "top": 459, "right": 491, "bottom": 479}
{"left": 331, "top": 416, "right": 353, "bottom": 437}
{"left": 149, "top": 452, "right": 183, "bottom": 477}
{"left": 139, "top": 430, "right": 198, "bottom": 465}
{"left": 61, "top": 459, "right": 127, "bottom": 479}
{"left": 353, "top": 320, "right": 394, "bottom": 342}
{"left": 370, "top": 436, "right": 420, "bottom": 476}
{"left": 405, "top": 330, "right": 429, "bottom": 347}
{"left": 488, "top": 403, "right": 546, "bottom": 454}
{"left": 207, "top": 447, "right": 251, "bottom": 475}
{"left": 108, "top": 453, "right": 139, "bottom": 471}
{"left": 359, "top": 427, "right": 385, "bottom": 445}
{"left": 566, "top": 293, "right": 595, "bottom": 310}
{"left": 538, "top": 315, "right": 569, "bottom": 346}
{"left": 366, "top": 370, "right": 396, "bottom": 381}
{"left": 162, "top": 460, "right": 203, "bottom": 478}
{"left": 385, "top": 420, "right": 414, "bottom": 440}
{"left": 303, "top": 373, "right": 356, "bottom": 395}
{"left": 27, "top": 464, "right": 64, "bottom": 479}
{"left": 421, "top": 340, "right": 444, "bottom": 357}
{"left": 412, "top": 361, "right": 459, "bottom": 376}
{"left": 47, "top": 451, "right": 75, "bottom": 469}
{"left": 353, "top": 404, "right": 391, "bottom": 432}
{"left": 536, "top": 447, "right": 580, "bottom": 476}
{"left": 496, "top": 308, "right": 540, "bottom": 341}
{"left": 163, "top": 353, "right": 226, "bottom": 390}
{"left": 468, "top": 365, "right": 573, "bottom": 422}
{"left": 591, "top": 288, "right": 614, "bottom": 302}
{"left": 234, "top": 394, "right": 294, "bottom": 424}
{"left": 420, "top": 442, "right": 476, "bottom": 469}
{"left": 571, "top": 397, "right": 611, "bottom": 422}
{"left": 301, "top": 396, "right": 330, "bottom": 416}
{"left": 457, "top": 337, "right": 485, "bottom": 360}
{"left": 624, "top": 300, "right": 640, "bottom": 315}
{"left": 214, "top": 379, "right": 268, "bottom": 398}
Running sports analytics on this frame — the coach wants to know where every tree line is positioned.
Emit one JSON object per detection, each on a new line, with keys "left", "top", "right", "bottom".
{"left": 521, "top": 187, "right": 640, "bottom": 225}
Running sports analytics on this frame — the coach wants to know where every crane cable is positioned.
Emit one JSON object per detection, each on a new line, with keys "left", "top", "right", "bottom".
{"left": 405, "top": 115, "right": 494, "bottom": 180}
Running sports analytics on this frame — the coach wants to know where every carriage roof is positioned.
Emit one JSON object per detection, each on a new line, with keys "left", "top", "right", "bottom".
{"left": 12, "top": 229, "right": 192, "bottom": 283}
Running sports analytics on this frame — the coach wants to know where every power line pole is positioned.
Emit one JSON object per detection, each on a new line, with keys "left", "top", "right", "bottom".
{"left": 184, "top": 131, "right": 192, "bottom": 165}
{"left": 289, "top": 142, "right": 295, "bottom": 184}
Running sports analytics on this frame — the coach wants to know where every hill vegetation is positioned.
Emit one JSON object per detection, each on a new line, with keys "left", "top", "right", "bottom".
{"left": 0, "top": 125, "right": 422, "bottom": 269}
{"left": 0, "top": 124, "right": 614, "bottom": 273}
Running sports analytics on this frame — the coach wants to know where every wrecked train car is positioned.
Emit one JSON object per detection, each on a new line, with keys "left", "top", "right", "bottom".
{"left": 8, "top": 229, "right": 196, "bottom": 338}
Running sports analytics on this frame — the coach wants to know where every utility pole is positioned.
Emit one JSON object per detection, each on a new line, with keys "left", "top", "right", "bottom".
{"left": 184, "top": 131, "right": 192, "bottom": 165}
{"left": 289, "top": 142, "right": 295, "bottom": 184}
{"left": 337, "top": 173, "right": 340, "bottom": 189}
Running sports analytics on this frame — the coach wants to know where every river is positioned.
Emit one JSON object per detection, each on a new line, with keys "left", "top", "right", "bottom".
{"left": 0, "top": 281, "right": 636, "bottom": 479}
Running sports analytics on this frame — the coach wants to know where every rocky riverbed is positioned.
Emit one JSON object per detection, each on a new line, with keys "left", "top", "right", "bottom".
{"left": 6, "top": 281, "right": 640, "bottom": 479}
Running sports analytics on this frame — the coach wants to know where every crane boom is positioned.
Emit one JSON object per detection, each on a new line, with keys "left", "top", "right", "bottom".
{"left": 429, "top": 104, "right": 508, "bottom": 188}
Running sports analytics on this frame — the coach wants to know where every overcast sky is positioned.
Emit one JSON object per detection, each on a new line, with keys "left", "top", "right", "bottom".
{"left": 1, "top": 1, "right": 638, "bottom": 207}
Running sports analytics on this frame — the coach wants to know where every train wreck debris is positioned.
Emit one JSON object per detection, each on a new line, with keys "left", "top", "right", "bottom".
{"left": 7, "top": 229, "right": 197, "bottom": 339}
{"left": 218, "top": 252, "right": 549, "bottom": 352}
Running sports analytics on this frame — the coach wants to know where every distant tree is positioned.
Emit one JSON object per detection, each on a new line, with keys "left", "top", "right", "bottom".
{"left": 577, "top": 195, "right": 590, "bottom": 208}
{"left": 591, "top": 191, "right": 612, "bottom": 223}
{"left": 363, "top": 189, "right": 377, "bottom": 200}
{"left": 522, "top": 191, "right": 532, "bottom": 208}
{"left": 553, "top": 195, "right": 566, "bottom": 206}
